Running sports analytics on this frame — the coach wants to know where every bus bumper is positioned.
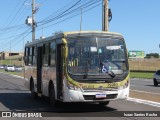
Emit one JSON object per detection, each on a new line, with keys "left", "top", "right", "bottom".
{"left": 63, "top": 86, "right": 129, "bottom": 102}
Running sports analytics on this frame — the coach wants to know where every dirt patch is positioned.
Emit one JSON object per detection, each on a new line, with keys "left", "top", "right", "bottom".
{"left": 129, "top": 90, "right": 160, "bottom": 103}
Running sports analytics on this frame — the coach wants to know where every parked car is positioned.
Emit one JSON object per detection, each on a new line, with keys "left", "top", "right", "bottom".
{"left": 5, "top": 65, "right": 15, "bottom": 72}
{"left": 153, "top": 70, "right": 160, "bottom": 86}
{"left": 15, "top": 66, "right": 23, "bottom": 72}
{"left": 3, "top": 65, "right": 7, "bottom": 69}
{"left": 0, "top": 65, "right": 4, "bottom": 69}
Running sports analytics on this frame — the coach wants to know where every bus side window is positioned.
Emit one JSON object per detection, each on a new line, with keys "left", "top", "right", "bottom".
{"left": 24, "top": 47, "right": 29, "bottom": 65}
{"left": 43, "top": 43, "right": 49, "bottom": 66}
{"left": 33, "top": 46, "right": 37, "bottom": 66}
{"left": 49, "top": 42, "right": 56, "bottom": 67}
{"left": 28, "top": 46, "right": 34, "bottom": 66}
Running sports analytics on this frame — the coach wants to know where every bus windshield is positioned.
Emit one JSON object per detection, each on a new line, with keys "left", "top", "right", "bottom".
{"left": 67, "top": 36, "right": 128, "bottom": 78}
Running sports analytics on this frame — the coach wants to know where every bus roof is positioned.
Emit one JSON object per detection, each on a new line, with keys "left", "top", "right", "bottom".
{"left": 63, "top": 31, "right": 123, "bottom": 38}
{"left": 64, "top": 31, "right": 123, "bottom": 37}
{"left": 25, "top": 31, "right": 124, "bottom": 46}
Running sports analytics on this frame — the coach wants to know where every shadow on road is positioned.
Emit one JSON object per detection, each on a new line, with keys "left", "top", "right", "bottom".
{"left": 145, "top": 85, "right": 160, "bottom": 87}
{"left": 0, "top": 93, "right": 117, "bottom": 114}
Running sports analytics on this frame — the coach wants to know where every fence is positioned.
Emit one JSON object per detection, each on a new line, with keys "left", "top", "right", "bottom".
{"left": 129, "top": 58, "right": 160, "bottom": 72}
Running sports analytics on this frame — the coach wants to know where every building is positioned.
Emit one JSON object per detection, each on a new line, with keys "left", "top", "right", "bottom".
{"left": 0, "top": 51, "right": 23, "bottom": 60}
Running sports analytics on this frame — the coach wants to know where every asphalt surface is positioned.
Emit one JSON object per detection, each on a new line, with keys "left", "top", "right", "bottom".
{"left": 0, "top": 73, "right": 159, "bottom": 120}
{"left": 130, "top": 78, "right": 160, "bottom": 94}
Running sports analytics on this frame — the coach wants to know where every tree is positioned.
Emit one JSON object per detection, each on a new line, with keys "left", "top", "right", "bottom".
{"left": 145, "top": 53, "right": 159, "bottom": 58}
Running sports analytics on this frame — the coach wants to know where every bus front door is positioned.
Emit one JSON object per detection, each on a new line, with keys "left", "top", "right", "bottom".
{"left": 37, "top": 46, "right": 43, "bottom": 96}
{"left": 56, "top": 44, "right": 64, "bottom": 100}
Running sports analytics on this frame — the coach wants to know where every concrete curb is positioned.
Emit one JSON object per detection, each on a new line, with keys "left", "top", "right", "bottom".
{"left": 127, "top": 97, "right": 160, "bottom": 108}
{"left": 0, "top": 72, "right": 24, "bottom": 79}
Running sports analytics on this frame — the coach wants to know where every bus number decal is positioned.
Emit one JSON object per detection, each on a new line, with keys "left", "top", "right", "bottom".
{"left": 81, "top": 85, "right": 95, "bottom": 89}
{"left": 108, "top": 83, "right": 118, "bottom": 87}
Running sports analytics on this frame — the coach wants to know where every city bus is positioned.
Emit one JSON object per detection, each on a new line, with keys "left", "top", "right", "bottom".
{"left": 24, "top": 31, "right": 129, "bottom": 106}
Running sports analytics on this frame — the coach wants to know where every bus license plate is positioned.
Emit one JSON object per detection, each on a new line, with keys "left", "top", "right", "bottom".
{"left": 95, "top": 94, "right": 106, "bottom": 98}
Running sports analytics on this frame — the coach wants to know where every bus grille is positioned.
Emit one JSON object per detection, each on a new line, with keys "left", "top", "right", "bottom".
{"left": 83, "top": 94, "right": 118, "bottom": 100}
{"left": 83, "top": 88, "right": 118, "bottom": 92}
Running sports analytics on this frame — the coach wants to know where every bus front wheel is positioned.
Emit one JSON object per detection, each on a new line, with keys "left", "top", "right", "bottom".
{"left": 49, "top": 84, "right": 58, "bottom": 107}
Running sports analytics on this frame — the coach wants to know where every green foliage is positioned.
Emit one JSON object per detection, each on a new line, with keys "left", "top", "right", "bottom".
{"left": 145, "top": 53, "right": 159, "bottom": 58}
{"left": 0, "top": 60, "right": 12, "bottom": 65}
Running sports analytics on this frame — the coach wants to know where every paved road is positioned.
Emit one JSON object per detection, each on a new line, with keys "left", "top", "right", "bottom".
{"left": 130, "top": 78, "right": 160, "bottom": 94}
{"left": 0, "top": 73, "right": 159, "bottom": 120}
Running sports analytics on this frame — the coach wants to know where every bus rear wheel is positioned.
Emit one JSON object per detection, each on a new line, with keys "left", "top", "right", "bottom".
{"left": 99, "top": 101, "right": 110, "bottom": 106}
{"left": 30, "top": 81, "right": 37, "bottom": 99}
{"left": 49, "top": 84, "right": 59, "bottom": 107}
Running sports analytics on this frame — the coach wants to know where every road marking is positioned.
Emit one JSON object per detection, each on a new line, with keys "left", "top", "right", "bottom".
{"left": 0, "top": 72, "right": 24, "bottom": 79}
{"left": 127, "top": 97, "right": 160, "bottom": 108}
{"left": 130, "top": 89, "right": 160, "bottom": 95}
{"left": 10, "top": 74, "right": 24, "bottom": 79}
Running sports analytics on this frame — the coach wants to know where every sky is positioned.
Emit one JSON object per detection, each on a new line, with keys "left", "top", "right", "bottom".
{"left": 0, "top": 0, "right": 160, "bottom": 54}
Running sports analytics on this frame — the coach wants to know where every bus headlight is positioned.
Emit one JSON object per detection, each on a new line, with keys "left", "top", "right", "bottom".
{"left": 118, "top": 80, "right": 129, "bottom": 90}
{"left": 67, "top": 83, "right": 82, "bottom": 92}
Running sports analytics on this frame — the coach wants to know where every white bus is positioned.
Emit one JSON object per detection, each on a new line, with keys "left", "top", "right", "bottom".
{"left": 24, "top": 31, "right": 130, "bottom": 106}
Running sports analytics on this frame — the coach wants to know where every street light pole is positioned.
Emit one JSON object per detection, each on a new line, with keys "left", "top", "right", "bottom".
{"left": 10, "top": 40, "right": 11, "bottom": 65}
{"left": 80, "top": 8, "right": 83, "bottom": 31}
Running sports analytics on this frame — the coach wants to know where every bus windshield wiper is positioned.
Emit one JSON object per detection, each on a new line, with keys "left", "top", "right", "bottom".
{"left": 108, "top": 70, "right": 116, "bottom": 78}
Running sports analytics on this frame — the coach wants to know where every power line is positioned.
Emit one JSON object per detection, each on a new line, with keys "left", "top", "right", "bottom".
{"left": 1, "top": 29, "right": 31, "bottom": 52}
{"left": 6, "top": 0, "right": 28, "bottom": 27}
{"left": 0, "top": 24, "right": 27, "bottom": 33}
{"left": 38, "top": 0, "right": 82, "bottom": 25}
{"left": 2, "top": 1, "right": 23, "bottom": 27}
{"left": 38, "top": 0, "right": 94, "bottom": 24}
{"left": 36, "top": 0, "right": 102, "bottom": 30}
{"left": 0, "top": 28, "right": 29, "bottom": 41}
{"left": 0, "top": 0, "right": 99, "bottom": 36}
{"left": 0, "top": 28, "right": 31, "bottom": 47}
{"left": 39, "top": 0, "right": 79, "bottom": 22}
{"left": 0, "top": 0, "right": 29, "bottom": 35}
{"left": 0, "top": 0, "right": 101, "bottom": 52}
{"left": 37, "top": 0, "right": 101, "bottom": 27}
{"left": 0, "top": 0, "right": 31, "bottom": 52}
{"left": 11, "top": 31, "right": 31, "bottom": 51}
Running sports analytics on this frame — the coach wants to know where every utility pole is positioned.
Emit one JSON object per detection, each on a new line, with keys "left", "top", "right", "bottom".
{"left": 25, "top": 1, "right": 42, "bottom": 41}
{"left": 32, "top": 0, "right": 36, "bottom": 41}
{"left": 102, "top": 0, "right": 109, "bottom": 31}
{"left": 80, "top": 8, "right": 83, "bottom": 31}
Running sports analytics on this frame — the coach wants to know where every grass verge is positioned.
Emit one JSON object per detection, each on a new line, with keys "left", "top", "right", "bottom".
{"left": 130, "top": 72, "right": 154, "bottom": 79}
